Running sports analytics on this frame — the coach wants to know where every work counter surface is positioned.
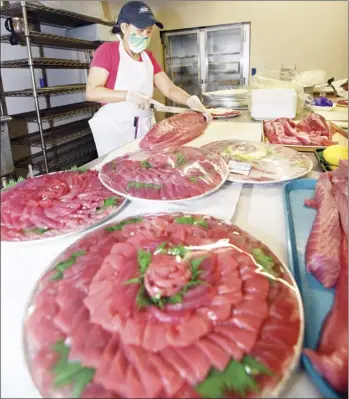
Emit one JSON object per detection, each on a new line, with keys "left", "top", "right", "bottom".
{"left": 1, "top": 118, "right": 322, "bottom": 398}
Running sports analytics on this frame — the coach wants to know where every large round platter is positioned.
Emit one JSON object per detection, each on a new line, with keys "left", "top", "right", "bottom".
{"left": 201, "top": 141, "right": 313, "bottom": 184}
{"left": 98, "top": 146, "right": 229, "bottom": 203}
{"left": 23, "top": 212, "right": 304, "bottom": 399}
{"left": 1, "top": 170, "right": 127, "bottom": 244}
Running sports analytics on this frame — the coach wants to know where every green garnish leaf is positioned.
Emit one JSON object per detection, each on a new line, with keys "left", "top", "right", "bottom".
{"left": 137, "top": 249, "right": 152, "bottom": 275}
{"left": 155, "top": 241, "right": 168, "bottom": 253}
{"left": 52, "top": 250, "right": 87, "bottom": 281}
{"left": 136, "top": 285, "right": 153, "bottom": 309}
{"left": 126, "top": 181, "right": 162, "bottom": 191}
{"left": 176, "top": 152, "right": 186, "bottom": 166}
{"left": 23, "top": 227, "right": 50, "bottom": 235}
{"left": 2, "top": 176, "right": 25, "bottom": 189}
{"left": 166, "top": 244, "right": 188, "bottom": 257}
{"left": 196, "top": 356, "right": 273, "bottom": 398}
{"left": 105, "top": 218, "right": 143, "bottom": 232}
{"left": 103, "top": 197, "right": 119, "bottom": 207}
{"left": 166, "top": 293, "right": 183, "bottom": 304}
{"left": 189, "top": 177, "right": 198, "bottom": 183}
{"left": 123, "top": 277, "right": 142, "bottom": 285}
{"left": 252, "top": 248, "right": 278, "bottom": 278}
{"left": 243, "top": 355, "right": 273, "bottom": 376}
{"left": 52, "top": 340, "right": 95, "bottom": 398}
{"left": 140, "top": 160, "right": 152, "bottom": 169}
{"left": 174, "top": 216, "right": 208, "bottom": 229}
{"left": 69, "top": 165, "right": 88, "bottom": 173}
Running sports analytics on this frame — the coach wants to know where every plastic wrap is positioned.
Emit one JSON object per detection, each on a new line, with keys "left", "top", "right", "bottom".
{"left": 0, "top": 170, "right": 126, "bottom": 242}
{"left": 139, "top": 111, "right": 207, "bottom": 150}
{"left": 264, "top": 114, "right": 336, "bottom": 147}
{"left": 298, "top": 70, "right": 328, "bottom": 87}
{"left": 249, "top": 70, "right": 305, "bottom": 114}
{"left": 201, "top": 140, "right": 313, "bottom": 184}
{"left": 98, "top": 146, "right": 229, "bottom": 202}
{"left": 23, "top": 212, "right": 303, "bottom": 399}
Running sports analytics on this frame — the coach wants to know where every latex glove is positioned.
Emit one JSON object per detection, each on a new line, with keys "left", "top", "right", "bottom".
{"left": 187, "top": 95, "right": 213, "bottom": 124}
{"left": 126, "top": 91, "right": 151, "bottom": 110}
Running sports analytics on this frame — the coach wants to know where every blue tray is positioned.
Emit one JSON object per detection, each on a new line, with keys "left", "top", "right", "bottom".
{"left": 283, "top": 179, "right": 343, "bottom": 399}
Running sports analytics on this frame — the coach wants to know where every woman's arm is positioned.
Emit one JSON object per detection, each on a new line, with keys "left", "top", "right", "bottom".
{"left": 153, "top": 72, "right": 191, "bottom": 105}
{"left": 85, "top": 66, "right": 127, "bottom": 103}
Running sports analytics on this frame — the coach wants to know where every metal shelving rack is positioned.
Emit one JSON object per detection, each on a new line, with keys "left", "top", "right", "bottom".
{"left": 0, "top": 1, "right": 113, "bottom": 173}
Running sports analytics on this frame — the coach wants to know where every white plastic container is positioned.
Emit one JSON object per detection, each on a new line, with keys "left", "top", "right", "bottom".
{"left": 250, "top": 88, "right": 297, "bottom": 121}
{"left": 65, "top": 24, "right": 114, "bottom": 42}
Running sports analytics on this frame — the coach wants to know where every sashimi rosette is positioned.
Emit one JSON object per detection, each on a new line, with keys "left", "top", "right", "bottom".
{"left": 23, "top": 213, "right": 303, "bottom": 399}
{"left": 99, "top": 146, "right": 228, "bottom": 201}
{"left": 1, "top": 170, "right": 126, "bottom": 242}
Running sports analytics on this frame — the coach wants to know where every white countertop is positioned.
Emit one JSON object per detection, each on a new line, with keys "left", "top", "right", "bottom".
{"left": 1, "top": 120, "right": 323, "bottom": 398}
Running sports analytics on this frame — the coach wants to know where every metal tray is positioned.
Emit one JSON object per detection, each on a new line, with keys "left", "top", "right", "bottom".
{"left": 283, "top": 178, "right": 342, "bottom": 399}
{"left": 0, "top": 57, "right": 90, "bottom": 69}
{"left": 3, "top": 84, "right": 86, "bottom": 97}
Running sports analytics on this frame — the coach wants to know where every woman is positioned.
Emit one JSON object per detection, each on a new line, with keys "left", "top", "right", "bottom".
{"left": 86, "top": 0, "right": 212, "bottom": 157}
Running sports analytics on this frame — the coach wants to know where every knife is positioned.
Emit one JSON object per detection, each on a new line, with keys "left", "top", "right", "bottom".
{"left": 150, "top": 99, "right": 189, "bottom": 114}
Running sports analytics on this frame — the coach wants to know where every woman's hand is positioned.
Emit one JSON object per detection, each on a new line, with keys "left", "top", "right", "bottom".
{"left": 187, "top": 95, "right": 213, "bottom": 124}
{"left": 126, "top": 91, "right": 151, "bottom": 110}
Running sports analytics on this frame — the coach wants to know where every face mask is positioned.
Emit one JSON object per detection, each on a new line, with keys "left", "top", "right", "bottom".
{"left": 128, "top": 33, "right": 150, "bottom": 53}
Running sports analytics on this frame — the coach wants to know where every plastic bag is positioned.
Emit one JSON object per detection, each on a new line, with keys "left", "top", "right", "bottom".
{"left": 249, "top": 70, "right": 305, "bottom": 115}
{"left": 312, "top": 97, "right": 333, "bottom": 107}
{"left": 298, "top": 70, "right": 328, "bottom": 87}
{"left": 99, "top": 146, "right": 228, "bottom": 201}
{"left": 23, "top": 211, "right": 302, "bottom": 399}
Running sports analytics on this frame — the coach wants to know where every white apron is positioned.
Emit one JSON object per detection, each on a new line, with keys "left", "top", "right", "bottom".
{"left": 89, "top": 40, "right": 155, "bottom": 157}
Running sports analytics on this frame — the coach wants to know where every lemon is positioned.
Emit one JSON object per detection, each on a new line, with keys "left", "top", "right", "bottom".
{"left": 323, "top": 145, "right": 348, "bottom": 167}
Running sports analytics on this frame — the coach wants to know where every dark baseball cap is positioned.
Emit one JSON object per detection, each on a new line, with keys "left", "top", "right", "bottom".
{"left": 117, "top": 1, "right": 163, "bottom": 30}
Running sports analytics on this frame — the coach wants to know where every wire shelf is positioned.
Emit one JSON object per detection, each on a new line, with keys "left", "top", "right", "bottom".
{"left": 0, "top": 31, "right": 103, "bottom": 51}
{"left": 3, "top": 84, "right": 86, "bottom": 97}
{"left": 11, "top": 118, "right": 92, "bottom": 148}
{"left": 0, "top": 57, "right": 90, "bottom": 69}
{"left": 0, "top": 2, "right": 113, "bottom": 28}
{"left": 11, "top": 101, "right": 100, "bottom": 122}
{"left": 14, "top": 134, "right": 97, "bottom": 172}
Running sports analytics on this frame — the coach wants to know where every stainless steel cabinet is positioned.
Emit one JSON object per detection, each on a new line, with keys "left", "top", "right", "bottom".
{"left": 161, "top": 23, "right": 250, "bottom": 105}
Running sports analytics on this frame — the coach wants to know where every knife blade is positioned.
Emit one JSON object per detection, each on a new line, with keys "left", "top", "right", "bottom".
{"left": 150, "top": 99, "right": 189, "bottom": 114}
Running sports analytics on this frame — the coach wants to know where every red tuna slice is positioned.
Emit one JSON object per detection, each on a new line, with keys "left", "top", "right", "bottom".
{"left": 211, "top": 290, "right": 244, "bottom": 307}
{"left": 242, "top": 275, "right": 270, "bottom": 299}
{"left": 94, "top": 335, "right": 119, "bottom": 386}
{"left": 165, "top": 315, "right": 211, "bottom": 347}
{"left": 80, "top": 383, "right": 117, "bottom": 399}
{"left": 305, "top": 174, "right": 341, "bottom": 288}
{"left": 148, "top": 352, "right": 184, "bottom": 397}
{"left": 251, "top": 340, "right": 294, "bottom": 373}
{"left": 139, "top": 112, "right": 207, "bottom": 150}
{"left": 101, "top": 349, "right": 129, "bottom": 394}
{"left": 197, "top": 304, "right": 232, "bottom": 322}
{"left": 69, "top": 320, "right": 93, "bottom": 362}
{"left": 160, "top": 347, "right": 200, "bottom": 386}
{"left": 147, "top": 306, "right": 191, "bottom": 324}
{"left": 123, "top": 365, "right": 147, "bottom": 399}
{"left": 77, "top": 324, "right": 112, "bottom": 369}
{"left": 120, "top": 318, "right": 145, "bottom": 346}
{"left": 213, "top": 325, "right": 258, "bottom": 353}
{"left": 141, "top": 322, "right": 169, "bottom": 351}
{"left": 233, "top": 298, "right": 269, "bottom": 319}
{"left": 224, "top": 313, "right": 264, "bottom": 332}
{"left": 174, "top": 383, "right": 201, "bottom": 399}
{"left": 207, "top": 332, "right": 244, "bottom": 361}
{"left": 261, "top": 318, "right": 300, "bottom": 347}
{"left": 218, "top": 270, "right": 242, "bottom": 294}
{"left": 31, "top": 348, "right": 59, "bottom": 397}
{"left": 26, "top": 312, "right": 65, "bottom": 354}
{"left": 123, "top": 345, "right": 163, "bottom": 398}
{"left": 175, "top": 345, "right": 212, "bottom": 383}
{"left": 53, "top": 302, "right": 85, "bottom": 335}
{"left": 195, "top": 337, "right": 230, "bottom": 371}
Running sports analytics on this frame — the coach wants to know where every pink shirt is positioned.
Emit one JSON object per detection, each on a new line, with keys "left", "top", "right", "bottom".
{"left": 90, "top": 41, "right": 163, "bottom": 89}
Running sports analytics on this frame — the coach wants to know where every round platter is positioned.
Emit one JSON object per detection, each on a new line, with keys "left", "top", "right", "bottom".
{"left": 208, "top": 108, "right": 241, "bottom": 119}
{"left": 201, "top": 141, "right": 313, "bottom": 184}
{"left": 98, "top": 146, "right": 229, "bottom": 204}
{"left": 23, "top": 212, "right": 304, "bottom": 399}
{"left": 1, "top": 170, "right": 127, "bottom": 244}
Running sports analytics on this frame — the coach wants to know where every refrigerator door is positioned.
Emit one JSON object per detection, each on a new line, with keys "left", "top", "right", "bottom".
{"left": 202, "top": 24, "right": 249, "bottom": 93}
{"left": 162, "top": 30, "right": 201, "bottom": 106}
